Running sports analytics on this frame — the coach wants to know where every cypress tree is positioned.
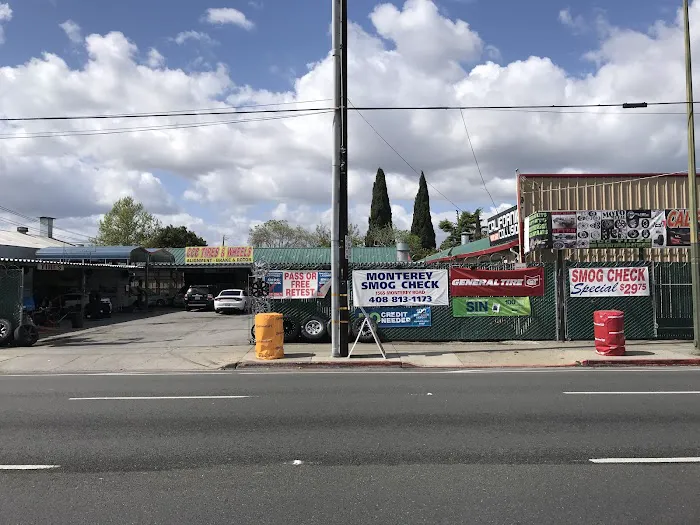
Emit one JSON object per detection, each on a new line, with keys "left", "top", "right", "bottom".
{"left": 410, "top": 171, "right": 436, "bottom": 250}
{"left": 365, "top": 168, "right": 393, "bottom": 246}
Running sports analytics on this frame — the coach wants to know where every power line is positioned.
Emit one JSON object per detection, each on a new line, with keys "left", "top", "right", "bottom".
{"left": 459, "top": 109, "right": 496, "bottom": 208}
{"left": 348, "top": 99, "right": 464, "bottom": 213}
{"left": 0, "top": 100, "right": 696, "bottom": 122}
{"left": 0, "top": 205, "right": 93, "bottom": 241}
{"left": 0, "top": 110, "right": 333, "bottom": 140}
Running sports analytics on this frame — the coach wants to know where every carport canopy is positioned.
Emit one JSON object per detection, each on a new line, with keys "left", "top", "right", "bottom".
{"left": 35, "top": 246, "right": 175, "bottom": 265}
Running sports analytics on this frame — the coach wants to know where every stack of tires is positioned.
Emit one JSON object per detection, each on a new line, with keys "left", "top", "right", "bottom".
{"left": 250, "top": 314, "right": 378, "bottom": 344}
{"left": 0, "top": 318, "right": 39, "bottom": 347}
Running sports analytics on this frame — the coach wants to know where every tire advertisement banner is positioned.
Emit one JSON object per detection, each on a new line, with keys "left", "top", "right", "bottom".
{"left": 524, "top": 209, "right": 700, "bottom": 251}
{"left": 449, "top": 267, "right": 545, "bottom": 297}
{"left": 569, "top": 267, "right": 650, "bottom": 297}
{"left": 351, "top": 269, "right": 449, "bottom": 307}
{"left": 357, "top": 306, "right": 432, "bottom": 327}
{"left": 265, "top": 271, "right": 331, "bottom": 299}
{"left": 185, "top": 246, "right": 254, "bottom": 264}
{"left": 452, "top": 297, "right": 531, "bottom": 317}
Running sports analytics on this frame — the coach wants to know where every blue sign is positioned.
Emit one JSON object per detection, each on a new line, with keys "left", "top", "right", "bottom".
{"left": 357, "top": 306, "right": 432, "bottom": 328}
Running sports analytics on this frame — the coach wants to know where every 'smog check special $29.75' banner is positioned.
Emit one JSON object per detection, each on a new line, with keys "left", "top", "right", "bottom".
{"left": 352, "top": 270, "right": 449, "bottom": 307}
{"left": 569, "top": 267, "right": 650, "bottom": 297}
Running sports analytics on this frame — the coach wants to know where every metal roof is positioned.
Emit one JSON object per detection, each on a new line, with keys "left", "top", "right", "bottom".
{"left": 0, "top": 230, "right": 73, "bottom": 249}
{"left": 0, "top": 257, "right": 137, "bottom": 269}
{"left": 159, "top": 246, "right": 398, "bottom": 267}
{"left": 35, "top": 246, "right": 174, "bottom": 263}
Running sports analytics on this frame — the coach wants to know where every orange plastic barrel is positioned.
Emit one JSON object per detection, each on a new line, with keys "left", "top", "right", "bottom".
{"left": 593, "top": 310, "right": 625, "bottom": 356}
{"left": 255, "top": 313, "right": 284, "bottom": 360}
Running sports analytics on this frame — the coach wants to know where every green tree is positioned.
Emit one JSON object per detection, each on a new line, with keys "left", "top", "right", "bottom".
{"left": 365, "top": 167, "right": 393, "bottom": 246}
{"left": 365, "top": 225, "right": 433, "bottom": 261}
{"left": 248, "top": 220, "right": 315, "bottom": 248}
{"left": 147, "top": 225, "right": 207, "bottom": 248}
{"left": 410, "top": 171, "right": 436, "bottom": 251}
{"left": 95, "top": 197, "right": 161, "bottom": 246}
{"left": 312, "top": 223, "right": 364, "bottom": 248}
{"left": 438, "top": 208, "right": 484, "bottom": 251}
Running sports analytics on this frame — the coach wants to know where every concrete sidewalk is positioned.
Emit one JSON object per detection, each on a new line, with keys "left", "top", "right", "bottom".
{"left": 229, "top": 340, "right": 700, "bottom": 369}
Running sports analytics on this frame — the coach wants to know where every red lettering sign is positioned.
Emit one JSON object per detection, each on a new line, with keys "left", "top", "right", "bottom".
{"left": 449, "top": 267, "right": 545, "bottom": 297}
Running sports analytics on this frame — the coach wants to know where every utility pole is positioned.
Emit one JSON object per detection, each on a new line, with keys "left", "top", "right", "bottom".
{"left": 222, "top": 235, "right": 227, "bottom": 246}
{"left": 331, "top": 0, "right": 349, "bottom": 357}
{"left": 683, "top": 0, "right": 700, "bottom": 352}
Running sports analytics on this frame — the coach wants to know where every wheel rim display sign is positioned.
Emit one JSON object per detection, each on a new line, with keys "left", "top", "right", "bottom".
{"left": 351, "top": 269, "right": 449, "bottom": 307}
{"left": 264, "top": 271, "right": 331, "bottom": 299}
{"left": 524, "top": 209, "right": 700, "bottom": 251}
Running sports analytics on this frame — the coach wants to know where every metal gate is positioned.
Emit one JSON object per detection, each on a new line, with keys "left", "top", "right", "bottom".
{"left": 0, "top": 266, "right": 24, "bottom": 329}
{"left": 652, "top": 262, "right": 693, "bottom": 339}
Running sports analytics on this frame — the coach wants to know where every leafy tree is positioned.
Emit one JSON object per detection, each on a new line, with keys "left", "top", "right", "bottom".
{"left": 312, "top": 223, "right": 364, "bottom": 248}
{"left": 95, "top": 197, "right": 161, "bottom": 246}
{"left": 438, "top": 208, "right": 484, "bottom": 251}
{"left": 147, "top": 225, "right": 207, "bottom": 248}
{"left": 365, "top": 168, "right": 393, "bottom": 246}
{"left": 410, "top": 171, "right": 436, "bottom": 250}
{"left": 248, "top": 220, "right": 316, "bottom": 248}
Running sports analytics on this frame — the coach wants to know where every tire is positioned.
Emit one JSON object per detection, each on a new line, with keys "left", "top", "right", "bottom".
{"left": 326, "top": 319, "right": 352, "bottom": 339}
{"left": 351, "top": 316, "right": 378, "bottom": 344}
{"left": 283, "top": 317, "right": 301, "bottom": 343}
{"left": 156, "top": 299, "right": 165, "bottom": 307}
{"left": 0, "top": 318, "right": 12, "bottom": 345}
{"left": 185, "top": 306, "right": 191, "bottom": 312}
{"left": 250, "top": 325, "right": 256, "bottom": 341}
{"left": 13, "top": 324, "right": 38, "bottom": 347}
{"left": 300, "top": 315, "right": 327, "bottom": 342}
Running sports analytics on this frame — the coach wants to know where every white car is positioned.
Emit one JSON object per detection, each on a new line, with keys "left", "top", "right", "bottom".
{"left": 214, "top": 289, "right": 249, "bottom": 314}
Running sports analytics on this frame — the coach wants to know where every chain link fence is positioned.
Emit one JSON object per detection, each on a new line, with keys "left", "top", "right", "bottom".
{"left": 0, "top": 266, "right": 23, "bottom": 329}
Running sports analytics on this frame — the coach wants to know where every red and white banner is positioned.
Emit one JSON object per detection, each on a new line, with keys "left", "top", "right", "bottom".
{"left": 449, "top": 267, "right": 545, "bottom": 297}
{"left": 569, "top": 267, "right": 649, "bottom": 297}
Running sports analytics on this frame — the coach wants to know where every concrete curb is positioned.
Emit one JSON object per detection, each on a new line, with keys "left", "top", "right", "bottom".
{"left": 222, "top": 361, "right": 582, "bottom": 370}
{"left": 579, "top": 358, "right": 700, "bottom": 367}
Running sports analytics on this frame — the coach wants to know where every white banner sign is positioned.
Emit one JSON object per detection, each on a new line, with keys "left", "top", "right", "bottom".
{"left": 569, "top": 267, "right": 650, "bottom": 297}
{"left": 352, "top": 269, "right": 449, "bottom": 307}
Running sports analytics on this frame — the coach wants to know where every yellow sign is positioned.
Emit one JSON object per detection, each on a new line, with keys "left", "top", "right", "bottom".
{"left": 184, "top": 246, "right": 254, "bottom": 264}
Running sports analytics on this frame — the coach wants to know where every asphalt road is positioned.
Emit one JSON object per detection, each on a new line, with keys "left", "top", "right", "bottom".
{"left": 2, "top": 368, "right": 700, "bottom": 524}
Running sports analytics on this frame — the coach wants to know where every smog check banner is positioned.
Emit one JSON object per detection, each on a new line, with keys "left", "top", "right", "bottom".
{"left": 265, "top": 271, "right": 331, "bottom": 299}
{"left": 352, "top": 269, "right": 448, "bottom": 307}
{"left": 450, "top": 267, "right": 545, "bottom": 297}
{"left": 569, "top": 267, "right": 650, "bottom": 297}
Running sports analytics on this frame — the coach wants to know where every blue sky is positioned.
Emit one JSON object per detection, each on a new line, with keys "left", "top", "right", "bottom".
{"left": 0, "top": 0, "right": 693, "bottom": 244}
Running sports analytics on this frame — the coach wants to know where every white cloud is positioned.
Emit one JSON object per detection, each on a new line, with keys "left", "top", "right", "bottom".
{"left": 0, "top": 0, "right": 698, "bottom": 246}
{"left": 146, "top": 48, "right": 165, "bottom": 68}
{"left": 558, "top": 8, "right": 587, "bottom": 34}
{"left": 173, "top": 30, "right": 217, "bottom": 46}
{"left": 203, "top": 7, "right": 254, "bottom": 30}
{"left": 59, "top": 19, "right": 82, "bottom": 44}
{"left": 0, "top": 2, "right": 12, "bottom": 45}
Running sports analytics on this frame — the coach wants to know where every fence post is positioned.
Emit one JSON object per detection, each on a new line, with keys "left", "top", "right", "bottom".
{"left": 554, "top": 252, "right": 567, "bottom": 342}
{"left": 650, "top": 262, "right": 658, "bottom": 338}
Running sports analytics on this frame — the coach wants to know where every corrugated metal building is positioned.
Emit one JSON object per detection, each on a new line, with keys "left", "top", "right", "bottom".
{"left": 517, "top": 172, "right": 695, "bottom": 262}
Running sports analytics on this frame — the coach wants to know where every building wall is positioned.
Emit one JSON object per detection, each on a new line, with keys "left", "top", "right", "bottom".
{"left": 518, "top": 173, "right": 696, "bottom": 262}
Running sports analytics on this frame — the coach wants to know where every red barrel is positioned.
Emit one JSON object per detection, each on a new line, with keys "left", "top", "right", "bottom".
{"left": 593, "top": 310, "right": 626, "bottom": 356}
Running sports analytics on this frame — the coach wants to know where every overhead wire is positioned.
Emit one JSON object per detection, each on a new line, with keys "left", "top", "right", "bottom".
{"left": 0, "top": 110, "right": 334, "bottom": 140}
{"left": 459, "top": 109, "right": 496, "bottom": 208}
{"left": 0, "top": 204, "right": 93, "bottom": 242}
{"left": 348, "top": 99, "right": 465, "bottom": 213}
{"left": 0, "top": 100, "right": 697, "bottom": 122}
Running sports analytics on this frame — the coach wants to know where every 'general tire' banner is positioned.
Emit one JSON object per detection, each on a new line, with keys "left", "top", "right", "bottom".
{"left": 569, "top": 267, "right": 650, "bottom": 297}
{"left": 450, "top": 267, "right": 545, "bottom": 297}
{"left": 352, "top": 269, "right": 449, "bottom": 307}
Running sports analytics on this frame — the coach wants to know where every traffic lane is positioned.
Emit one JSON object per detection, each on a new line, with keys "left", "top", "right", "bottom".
{"left": 2, "top": 464, "right": 699, "bottom": 525}
{"left": 2, "top": 370, "right": 700, "bottom": 470}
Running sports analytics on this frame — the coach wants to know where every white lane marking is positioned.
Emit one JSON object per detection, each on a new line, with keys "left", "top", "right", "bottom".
{"left": 590, "top": 457, "right": 700, "bottom": 464}
{"left": 292, "top": 460, "right": 304, "bottom": 465}
{"left": 69, "top": 395, "right": 251, "bottom": 401}
{"left": 565, "top": 391, "right": 700, "bottom": 395}
{"left": 0, "top": 465, "right": 60, "bottom": 470}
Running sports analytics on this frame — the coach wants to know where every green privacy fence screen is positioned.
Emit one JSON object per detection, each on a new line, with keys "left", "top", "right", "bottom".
{"left": 269, "top": 263, "right": 557, "bottom": 342}
{"left": 0, "top": 267, "right": 23, "bottom": 329}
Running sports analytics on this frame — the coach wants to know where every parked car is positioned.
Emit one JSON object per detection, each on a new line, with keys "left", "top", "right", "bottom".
{"left": 214, "top": 289, "right": 249, "bottom": 314}
{"left": 184, "top": 285, "right": 217, "bottom": 311}
{"left": 61, "top": 293, "right": 111, "bottom": 318}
